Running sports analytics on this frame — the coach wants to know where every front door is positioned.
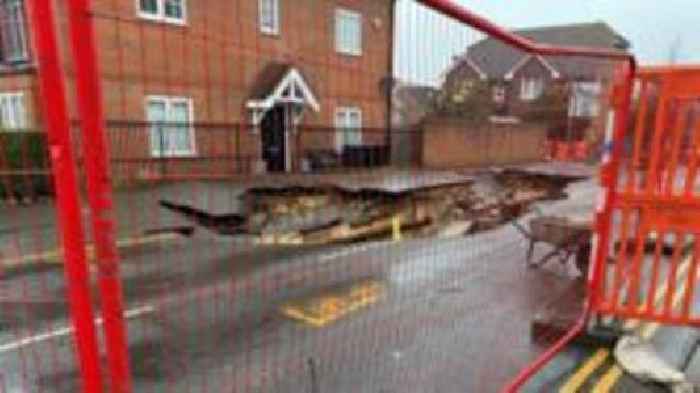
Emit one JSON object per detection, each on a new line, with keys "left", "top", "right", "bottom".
{"left": 261, "top": 105, "right": 287, "bottom": 172}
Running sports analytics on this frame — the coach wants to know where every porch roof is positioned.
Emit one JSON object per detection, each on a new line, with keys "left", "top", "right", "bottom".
{"left": 247, "top": 63, "right": 320, "bottom": 112}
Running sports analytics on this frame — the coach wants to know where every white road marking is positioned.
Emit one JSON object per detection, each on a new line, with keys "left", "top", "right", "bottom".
{"left": 0, "top": 305, "right": 155, "bottom": 354}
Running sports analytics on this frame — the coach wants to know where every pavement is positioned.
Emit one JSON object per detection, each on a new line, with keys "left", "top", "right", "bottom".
{"left": 1, "top": 164, "right": 699, "bottom": 392}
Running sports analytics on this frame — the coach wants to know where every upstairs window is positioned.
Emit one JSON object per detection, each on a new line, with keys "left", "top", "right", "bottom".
{"left": 335, "top": 8, "right": 362, "bottom": 56}
{"left": 0, "top": 92, "right": 26, "bottom": 130}
{"left": 0, "top": 0, "right": 28, "bottom": 63}
{"left": 259, "top": 0, "right": 280, "bottom": 35}
{"left": 520, "top": 78, "right": 544, "bottom": 101}
{"left": 570, "top": 82, "right": 602, "bottom": 118}
{"left": 138, "top": 0, "right": 186, "bottom": 24}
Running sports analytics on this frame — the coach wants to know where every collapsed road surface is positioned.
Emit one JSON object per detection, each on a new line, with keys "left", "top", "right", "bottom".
{"left": 0, "top": 171, "right": 602, "bottom": 393}
{"left": 159, "top": 168, "right": 585, "bottom": 246}
{"left": 6, "top": 164, "right": 629, "bottom": 392}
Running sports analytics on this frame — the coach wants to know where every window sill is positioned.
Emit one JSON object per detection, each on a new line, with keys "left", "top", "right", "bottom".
{"left": 0, "top": 62, "right": 36, "bottom": 76}
{"left": 260, "top": 29, "right": 281, "bottom": 38}
{"left": 138, "top": 14, "right": 188, "bottom": 28}
{"left": 151, "top": 151, "right": 197, "bottom": 158}
{"left": 336, "top": 50, "right": 363, "bottom": 58}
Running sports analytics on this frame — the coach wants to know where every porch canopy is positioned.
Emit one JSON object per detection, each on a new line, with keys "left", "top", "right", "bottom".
{"left": 247, "top": 63, "right": 320, "bottom": 125}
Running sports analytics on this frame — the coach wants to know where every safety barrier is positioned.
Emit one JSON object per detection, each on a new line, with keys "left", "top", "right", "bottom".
{"left": 1, "top": 0, "right": 643, "bottom": 392}
{"left": 590, "top": 66, "right": 700, "bottom": 325}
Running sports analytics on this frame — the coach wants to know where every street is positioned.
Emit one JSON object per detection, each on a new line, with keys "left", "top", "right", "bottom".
{"left": 1, "top": 175, "right": 699, "bottom": 392}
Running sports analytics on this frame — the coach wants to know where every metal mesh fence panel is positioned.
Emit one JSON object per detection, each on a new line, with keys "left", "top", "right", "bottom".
{"left": 3, "top": 0, "right": 638, "bottom": 392}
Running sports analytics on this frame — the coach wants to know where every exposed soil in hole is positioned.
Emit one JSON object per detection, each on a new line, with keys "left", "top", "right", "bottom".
{"left": 159, "top": 169, "right": 585, "bottom": 245}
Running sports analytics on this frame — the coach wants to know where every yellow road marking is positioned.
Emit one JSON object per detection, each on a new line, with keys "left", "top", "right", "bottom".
{"left": 1, "top": 233, "right": 180, "bottom": 269}
{"left": 280, "top": 279, "right": 385, "bottom": 328}
{"left": 591, "top": 260, "right": 696, "bottom": 393}
{"left": 559, "top": 256, "right": 692, "bottom": 392}
{"left": 392, "top": 216, "right": 402, "bottom": 242}
{"left": 559, "top": 348, "right": 610, "bottom": 393}
{"left": 592, "top": 366, "right": 623, "bottom": 392}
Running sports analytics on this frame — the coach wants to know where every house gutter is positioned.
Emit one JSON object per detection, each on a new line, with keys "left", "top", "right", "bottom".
{"left": 414, "top": 1, "right": 637, "bottom": 392}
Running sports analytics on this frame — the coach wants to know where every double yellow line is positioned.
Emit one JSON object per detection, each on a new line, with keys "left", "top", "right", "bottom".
{"left": 560, "top": 255, "right": 694, "bottom": 392}
{"left": 1, "top": 232, "right": 180, "bottom": 270}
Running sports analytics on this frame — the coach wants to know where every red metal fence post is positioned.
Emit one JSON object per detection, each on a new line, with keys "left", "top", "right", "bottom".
{"left": 410, "top": 1, "right": 638, "bottom": 391}
{"left": 587, "top": 64, "right": 635, "bottom": 312}
{"left": 66, "top": 1, "right": 134, "bottom": 392}
{"left": 25, "top": 1, "right": 105, "bottom": 392}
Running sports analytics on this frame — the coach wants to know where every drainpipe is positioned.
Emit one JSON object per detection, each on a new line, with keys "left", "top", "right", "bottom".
{"left": 385, "top": 0, "right": 397, "bottom": 164}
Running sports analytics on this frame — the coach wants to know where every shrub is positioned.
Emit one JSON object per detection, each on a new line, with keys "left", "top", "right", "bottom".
{"left": 435, "top": 79, "right": 496, "bottom": 124}
{"left": 0, "top": 132, "right": 52, "bottom": 200}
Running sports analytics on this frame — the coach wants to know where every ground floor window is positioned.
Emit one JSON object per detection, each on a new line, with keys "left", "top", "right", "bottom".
{"left": 0, "top": 92, "right": 25, "bottom": 130}
{"left": 146, "top": 95, "right": 195, "bottom": 157}
{"left": 335, "top": 107, "right": 362, "bottom": 151}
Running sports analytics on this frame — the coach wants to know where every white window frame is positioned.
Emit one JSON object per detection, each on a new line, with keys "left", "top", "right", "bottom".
{"left": 335, "top": 107, "right": 362, "bottom": 152}
{"left": 137, "top": 0, "right": 187, "bottom": 25}
{"left": 0, "top": 92, "right": 26, "bottom": 131}
{"left": 146, "top": 95, "right": 196, "bottom": 157}
{"left": 335, "top": 8, "right": 362, "bottom": 56}
{"left": 520, "top": 78, "right": 544, "bottom": 101}
{"left": 0, "top": 0, "right": 29, "bottom": 63}
{"left": 258, "top": 0, "right": 280, "bottom": 35}
{"left": 569, "top": 81, "right": 602, "bottom": 118}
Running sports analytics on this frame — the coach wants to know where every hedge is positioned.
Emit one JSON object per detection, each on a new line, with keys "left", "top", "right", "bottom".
{"left": 0, "top": 132, "right": 52, "bottom": 200}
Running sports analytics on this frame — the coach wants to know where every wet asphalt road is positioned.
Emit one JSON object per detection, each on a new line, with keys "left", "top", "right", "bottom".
{"left": 2, "top": 178, "right": 697, "bottom": 392}
{"left": 2, "top": 228, "right": 572, "bottom": 392}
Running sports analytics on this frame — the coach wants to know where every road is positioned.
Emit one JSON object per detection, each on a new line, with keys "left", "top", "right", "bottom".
{"left": 1, "top": 177, "right": 698, "bottom": 392}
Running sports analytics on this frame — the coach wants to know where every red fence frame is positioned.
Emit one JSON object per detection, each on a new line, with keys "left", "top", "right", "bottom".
{"left": 66, "top": 1, "right": 133, "bottom": 393}
{"left": 27, "top": 0, "right": 637, "bottom": 392}
{"left": 28, "top": 0, "right": 132, "bottom": 392}
{"left": 404, "top": 2, "right": 637, "bottom": 391}
{"left": 26, "top": 1, "right": 106, "bottom": 392}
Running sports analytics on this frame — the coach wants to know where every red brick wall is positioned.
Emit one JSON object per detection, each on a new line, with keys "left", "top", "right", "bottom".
{"left": 1, "top": 0, "right": 393, "bottom": 178}
{"left": 421, "top": 117, "right": 547, "bottom": 168}
{"left": 85, "top": 0, "right": 392, "bottom": 126}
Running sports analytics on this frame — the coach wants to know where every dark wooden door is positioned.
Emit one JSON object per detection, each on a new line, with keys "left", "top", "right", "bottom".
{"left": 261, "top": 106, "right": 286, "bottom": 172}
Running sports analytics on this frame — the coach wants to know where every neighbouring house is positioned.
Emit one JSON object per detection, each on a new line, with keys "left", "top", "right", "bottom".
{"left": 440, "top": 22, "right": 630, "bottom": 140}
{"left": 0, "top": 0, "right": 396, "bottom": 180}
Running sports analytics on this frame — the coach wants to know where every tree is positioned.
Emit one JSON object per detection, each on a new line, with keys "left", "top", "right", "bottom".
{"left": 521, "top": 84, "right": 569, "bottom": 124}
{"left": 435, "top": 78, "right": 496, "bottom": 123}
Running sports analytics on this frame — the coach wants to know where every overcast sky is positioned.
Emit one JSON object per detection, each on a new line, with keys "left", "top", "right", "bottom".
{"left": 395, "top": 0, "right": 700, "bottom": 86}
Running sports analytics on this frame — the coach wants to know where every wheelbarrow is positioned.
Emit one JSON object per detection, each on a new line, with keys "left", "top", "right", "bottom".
{"left": 512, "top": 215, "right": 593, "bottom": 273}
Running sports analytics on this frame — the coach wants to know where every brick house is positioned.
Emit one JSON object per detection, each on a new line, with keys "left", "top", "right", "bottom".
{"left": 0, "top": 0, "right": 396, "bottom": 178}
{"left": 441, "top": 22, "right": 630, "bottom": 139}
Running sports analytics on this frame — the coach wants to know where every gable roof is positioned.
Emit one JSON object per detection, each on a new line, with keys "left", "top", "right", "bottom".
{"left": 249, "top": 63, "right": 294, "bottom": 100}
{"left": 462, "top": 22, "right": 629, "bottom": 80}
{"left": 247, "top": 62, "right": 319, "bottom": 112}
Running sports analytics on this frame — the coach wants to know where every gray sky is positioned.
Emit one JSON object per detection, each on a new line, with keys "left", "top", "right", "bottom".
{"left": 395, "top": 0, "right": 700, "bottom": 86}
